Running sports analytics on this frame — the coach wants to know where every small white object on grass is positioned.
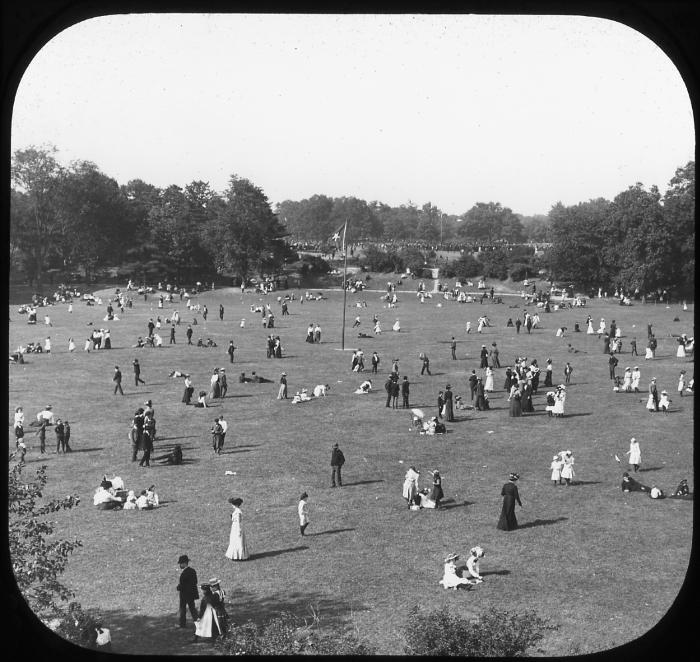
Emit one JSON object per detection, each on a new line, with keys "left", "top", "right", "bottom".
{"left": 225, "top": 470, "right": 236, "bottom": 475}
{"left": 398, "top": 460, "right": 404, "bottom": 464}
{"left": 487, "top": 430, "right": 494, "bottom": 434}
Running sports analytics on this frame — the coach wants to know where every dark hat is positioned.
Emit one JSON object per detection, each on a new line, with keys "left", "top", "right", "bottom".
{"left": 300, "top": 492, "right": 308, "bottom": 500}
{"left": 333, "top": 443, "right": 339, "bottom": 448}
{"left": 509, "top": 472, "right": 520, "bottom": 481}
{"left": 446, "top": 384, "right": 451, "bottom": 389}
{"left": 178, "top": 554, "right": 189, "bottom": 564}
{"left": 228, "top": 497, "right": 243, "bottom": 507}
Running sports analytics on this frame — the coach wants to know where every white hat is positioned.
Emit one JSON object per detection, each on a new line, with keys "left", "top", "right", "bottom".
{"left": 470, "top": 546, "right": 484, "bottom": 558}
{"left": 444, "top": 553, "right": 459, "bottom": 563}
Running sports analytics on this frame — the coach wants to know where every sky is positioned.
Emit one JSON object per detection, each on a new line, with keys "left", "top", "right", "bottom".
{"left": 10, "top": 13, "right": 695, "bottom": 217}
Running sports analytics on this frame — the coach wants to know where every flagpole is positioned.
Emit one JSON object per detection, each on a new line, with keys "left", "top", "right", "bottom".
{"left": 341, "top": 220, "right": 348, "bottom": 350}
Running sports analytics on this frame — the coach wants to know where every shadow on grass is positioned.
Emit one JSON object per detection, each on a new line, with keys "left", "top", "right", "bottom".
{"left": 482, "top": 569, "right": 511, "bottom": 577}
{"left": 439, "top": 500, "right": 475, "bottom": 510}
{"left": 248, "top": 545, "right": 309, "bottom": 560}
{"left": 89, "top": 586, "right": 366, "bottom": 655}
{"left": 62, "top": 447, "right": 104, "bottom": 453}
{"left": 638, "top": 466, "right": 664, "bottom": 473}
{"left": 342, "top": 479, "right": 384, "bottom": 487}
{"left": 564, "top": 412, "right": 592, "bottom": 418}
{"left": 156, "top": 435, "right": 198, "bottom": 442}
{"left": 518, "top": 517, "right": 568, "bottom": 529}
{"left": 573, "top": 480, "right": 602, "bottom": 485}
{"left": 304, "top": 527, "right": 355, "bottom": 537}
{"left": 220, "top": 448, "right": 253, "bottom": 455}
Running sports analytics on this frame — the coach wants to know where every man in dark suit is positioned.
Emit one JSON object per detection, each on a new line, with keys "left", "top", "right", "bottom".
{"left": 219, "top": 369, "right": 228, "bottom": 398}
{"left": 177, "top": 554, "right": 199, "bottom": 628}
{"left": 468, "top": 370, "right": 478, "bottom": 401}
{"left": 331, "top": 443, "right": 345, "bottom": 487}
{"left": 170, "top": 325, "right": 176, "bottom": 344}
{"left": 450, "top": 337, "right": 457, "bottom": 360}
{"left": 133, "top": 358, "right": 145, "bottom": 386}
{"left": 227, "top": 341, "right": 235, "bottom": 364}
{"left": 480, "top": 345, "right": 488, "bottom": 368}
{"left": 648, "top": 377, "right": 659, "bottom": 412}
{"left": 113, "top": 366, "right": 124, "bottom": 395}
{"left": 401, "top": 376, "right": 410, "bottom": 408}
{"left": 186, "top": 325, "right": 193, "bottom": 345}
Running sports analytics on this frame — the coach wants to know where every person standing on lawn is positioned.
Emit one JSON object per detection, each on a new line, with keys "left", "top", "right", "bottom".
{"left": 36, "top": 420, "right": 47, "bottom": 454}
{"left": 371, "top": 351, "right": 380, "bottom": 374}
{"left": 113, "top": 366, "right": 124, "bottom": 395}
{"left": 468, "top": 370, "right": 478, "bottom": 401}
{"left": 54, "top": 419, "right": 65, "bottom": 453}
{"left": 298, "top": 492, "right": 310, "bottom": 536}
{"left": 497, "top": 473, "right": 523, "bottom": 531}
{"left": 219, "top": 304, "right": 224, "bottom": 321}
{"left": 219, "top": 369, "right": 228, "bottom": 398}
{"left": 401, "top": 375, "right": 410, "bottom": 408}
{"left": 177, "top": 554, "right": 199, "bottom": 629}
{"left": 331, "top": 443, "right": 345, "bottom": 487}
{"left": 63, "top": 420, "right": 72, "bottom": 452}
{"left": 133, "top": 358, "right": 145, "bottom": 386}
{"left": 443, "top": 384, "right": 454, "bottom": 422}
{"left": 626, "top": 437, "right": 642, "bottom": 472}
{"left": 277, "top": 372, "right": 288, "bottom": 399}
{"left": 227, "top": 341, "right": 235, "bottom": 364}
{"left": 450, "top": 336, "right": 457, "bottom": 360}
{"left": 480, "top": 345, "right": 488, "bottom": 368}
{"left": 170, "top": 325, "right": 176, "bottom": 344}
{"left": 186, "top": 325, "right": 193, "bottom": 345}
{"left": 420, "top": 352, "right": 431, "bottom": 375}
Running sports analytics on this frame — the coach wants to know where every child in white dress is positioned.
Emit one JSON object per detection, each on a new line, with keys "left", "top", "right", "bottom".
{"left": 550, "top": 455, "right": 563, "bottom": 485}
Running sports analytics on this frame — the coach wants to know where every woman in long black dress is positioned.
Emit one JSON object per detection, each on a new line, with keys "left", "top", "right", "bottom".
{"left": 497, "top": 473, "right": 522, "bottom": 530}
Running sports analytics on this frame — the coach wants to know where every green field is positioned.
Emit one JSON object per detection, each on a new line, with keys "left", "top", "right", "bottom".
{"left": 8, "top": 281, "right": 694, "bottom": 655}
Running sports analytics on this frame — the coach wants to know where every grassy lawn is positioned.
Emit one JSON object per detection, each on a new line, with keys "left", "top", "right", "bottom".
{"left": 8, "top": 280, "right": 694, "bottom": 655}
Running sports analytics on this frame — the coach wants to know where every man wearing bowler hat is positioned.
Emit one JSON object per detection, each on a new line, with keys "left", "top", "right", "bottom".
{"left": 176, "top": 554, "right": 199, "bottom": 628}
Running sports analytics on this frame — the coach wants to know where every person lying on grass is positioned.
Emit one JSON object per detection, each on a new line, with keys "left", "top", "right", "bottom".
{"left": 355, "top": 380, "right": 373, "bottom": 394}
{"left": 153, "top": 444, "right": 183, "bottom": 465}
{"left": 621, "top": 472, "right": 650, "bottom": 493}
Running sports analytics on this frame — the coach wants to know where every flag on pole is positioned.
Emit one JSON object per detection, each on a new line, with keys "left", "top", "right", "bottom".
{"left": 330, "top": 221, "right": 347, "bottom": 254}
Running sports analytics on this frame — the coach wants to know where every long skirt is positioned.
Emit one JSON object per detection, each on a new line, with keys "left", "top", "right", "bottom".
{"left": 509, "top": 397, "right": 522, "bottom": 417}
{"left": 194, "top": 604, "right": 221, "bottom": 638}
{"left": 677, "top": 345, "right": 686, "bottom": 358}
{"left": 225, "top": 523, "right": 249, "bottom": 560}
{"left": 497, "top": 494, "right": 518, "bottom": 530}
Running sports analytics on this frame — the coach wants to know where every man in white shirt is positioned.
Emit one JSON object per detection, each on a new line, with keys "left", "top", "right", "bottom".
{"left": 219, "top": 415, "right": 229, "bottom": 448}
{"left": 35, "top": 406, "right": 56, "bottom": 426}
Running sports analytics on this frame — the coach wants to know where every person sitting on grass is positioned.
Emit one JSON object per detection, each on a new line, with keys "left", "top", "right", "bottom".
{"left": 194, "top": 391, "right": 208, "bottom": 408}
{"left": 621, "top": 471, "right": 650, "bottom": 493}
{"left": 135, "top": 490, "right": 153, "bottom": 510}
{"left": 146, "top": 485, "right": 159, "bottom": 507}
{"left": 649, "top": 485, "right": 665, "bottom": 499}
{"left": 153, "top": 444, "right": 184, "bottom": 465}
{"left": 291, "top": 389, "right": 312, "bottom": 404}
{"left": 466, "top": 546, "right": 485, "bottom": 583}
{"left": 122, "top": 490, "right": 138, "bottom": 510}
{"left": 354, "top": 379, "right": 373, "bottom": 394}
{"left": 439, "top": 553, "right": 472, "bottom": 590}
{"left": 93, "top": 481, "right": 124, "bottom": 510}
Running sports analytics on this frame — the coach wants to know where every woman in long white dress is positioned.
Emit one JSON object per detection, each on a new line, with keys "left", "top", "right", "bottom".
{"left": 484, "top": 366, "right": 494, "bottom": 392}
{"left": 676, "top": 338, "right": 686, "bottom": 358}
{"left": 597, "top": 318, "right": 606, "bottom": 335}
{"left": 439, "top": 553, "right": 472, "bottom": 590}
{"left": 586, "top": 316, "right": 595, "bottom": 334}
{"left": 225, "top": 498, "right": 249, "bottom": 560}
{"left": 631, "top": 367, "right": 641, "bottom": 392}
{"left": 402, "top": 466, "right": 420, "bottom": 507}
{"left": 626, "top": 438, "right": 642, "bottom": 472}
{"left": 392, "top": 319, "right": 401, "bottom": 332}
{"left": 621, "top": 368, "right": 632, "bottom": 392}
{"left": 193, "top": 583, "right": 222, "bottom": 642}
{"left": 552, "top": 386, "right": 566, "bottom": 417}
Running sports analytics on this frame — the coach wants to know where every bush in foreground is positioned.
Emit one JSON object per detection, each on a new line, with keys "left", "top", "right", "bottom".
{"left": 215, "top": 611, "right": 375, "bottom": 655}
{"left": 403, "top": 605, "right": 556, "bottom": 656}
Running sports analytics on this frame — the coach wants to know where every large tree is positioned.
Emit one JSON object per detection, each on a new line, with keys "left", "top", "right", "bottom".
{"left": 458, "top": 202, "right": 524, "bottom": 244}
{"left": 54, "top": 160, "right": 129, "bottom": 280}
{"left": 204, "top": 175, "right": 289, "bottom": 283}
{"left": 606, "top": 183, "right": 670, "bottom": 293}
{"left": 662, "top": 161, "right": 694, "bottom": 295}
{"left": 277, "top": 194, "right": 334, "bottom": 242}
{"left": 328, "top": 196, "right": 382, "bottom": 242}
{"left": 10, "top": 146, "right": 65, "bottom": 287}
{"left": 546, "top": 198, "right": 613, "bottom": 288}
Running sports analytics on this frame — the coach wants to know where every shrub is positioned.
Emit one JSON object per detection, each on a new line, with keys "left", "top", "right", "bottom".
{"left": 403, "top": 605, "right": 555, "bottom": 656}
{"left": 445, "top": 253, "right": 481, "bottom": 279}
{"left": 215, "top": 611, "right": 375, "bottom": 656}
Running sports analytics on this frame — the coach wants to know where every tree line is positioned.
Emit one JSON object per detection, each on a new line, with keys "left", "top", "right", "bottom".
{"left": 10, "top": 145, "right": 694, "bottom": 295}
